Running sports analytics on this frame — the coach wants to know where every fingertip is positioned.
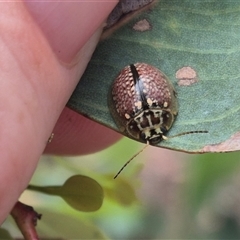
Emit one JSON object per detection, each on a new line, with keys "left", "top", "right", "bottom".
{"left": 44, "top": 107, "right": 122, "bottom": 155}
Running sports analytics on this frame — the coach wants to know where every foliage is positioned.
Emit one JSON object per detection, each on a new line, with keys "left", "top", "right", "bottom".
{"left": 28, "top": 175, "right": 104, "bottom": 212}
{"left": 68, "top": 0, "right": 240, "bottom": 152}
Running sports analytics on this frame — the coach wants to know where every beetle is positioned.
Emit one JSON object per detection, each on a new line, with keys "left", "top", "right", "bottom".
{"left": 109, "top": 63, "right": 207, "bottom": 178}
{"left": 110, "top": 62, "right": 178, "bottom": 145}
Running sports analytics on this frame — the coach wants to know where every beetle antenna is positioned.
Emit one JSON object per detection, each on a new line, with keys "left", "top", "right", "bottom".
{"left": 164, "top": 130, "right": 208, "bottom": 140}
{"left": 114, "top": 143, "right": 149, "bottom": 179}
{"left": 114, "top": 131, "right": 208, "bottom": 179}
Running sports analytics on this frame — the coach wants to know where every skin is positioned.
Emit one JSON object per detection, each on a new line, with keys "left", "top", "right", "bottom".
{"left": 0, "top": 1, "right": 121, "bottom": 223}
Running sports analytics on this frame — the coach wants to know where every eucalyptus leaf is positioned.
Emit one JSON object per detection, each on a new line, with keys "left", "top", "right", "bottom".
{"left": 28, "top": 175, "right": 103, "bottom": 212}
{"left": 68, "top": 1, "right": 240, "bottom": 152}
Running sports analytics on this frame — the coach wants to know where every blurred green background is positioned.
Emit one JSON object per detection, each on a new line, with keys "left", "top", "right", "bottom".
{"left": 2, "top": 135, "right": 240, "bottom": 239}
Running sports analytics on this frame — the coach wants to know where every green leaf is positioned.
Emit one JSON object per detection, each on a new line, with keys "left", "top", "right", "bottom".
{"left": 68, "top": 1, "right": 240, "bottom": 152}
{"left": 28, "top": 175, "right": 104, "bottom": 212}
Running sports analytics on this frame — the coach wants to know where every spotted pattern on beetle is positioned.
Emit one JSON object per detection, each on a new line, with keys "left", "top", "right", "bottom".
{"left": 110, "top": 63, "right": 178, "bottom": 145}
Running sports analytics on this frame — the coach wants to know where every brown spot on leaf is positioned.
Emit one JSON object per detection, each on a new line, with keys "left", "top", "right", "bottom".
{"left": 176, "top": 66, "right": 198, "bottom": 86}
{"left": 133, "top": 19, "right": 151, "bottom": 31}
{"left": 201, "top": 132, "right": 240, "bottom": 152}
